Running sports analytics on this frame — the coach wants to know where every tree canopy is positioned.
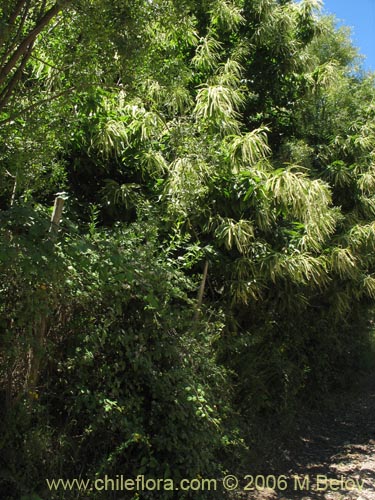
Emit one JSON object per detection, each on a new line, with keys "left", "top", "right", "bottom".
{"left": 1, "top": 1, "right": 375, "bottom": 498}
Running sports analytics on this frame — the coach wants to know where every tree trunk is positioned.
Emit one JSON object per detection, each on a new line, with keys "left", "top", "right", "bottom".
{"left": 194, "top": 260, "right": 209, "bottom": 322}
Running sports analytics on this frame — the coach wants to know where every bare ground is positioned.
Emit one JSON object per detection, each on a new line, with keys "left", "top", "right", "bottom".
{"left": 235, "top": 374, "right": 375, "bottom": 500}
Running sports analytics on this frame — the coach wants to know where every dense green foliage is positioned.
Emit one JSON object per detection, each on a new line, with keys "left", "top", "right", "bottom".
{"left": 1, "top": 0, "right": 375, "bottom": 498}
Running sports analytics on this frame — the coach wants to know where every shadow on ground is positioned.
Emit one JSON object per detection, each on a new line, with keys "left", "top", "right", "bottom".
{"left": 237, "top": 375, "right": 375, "bottom": 500}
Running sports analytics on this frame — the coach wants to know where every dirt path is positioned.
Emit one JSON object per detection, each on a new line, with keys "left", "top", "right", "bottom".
{"left": 240, "top": 374, "right": 375, "bottom": 500}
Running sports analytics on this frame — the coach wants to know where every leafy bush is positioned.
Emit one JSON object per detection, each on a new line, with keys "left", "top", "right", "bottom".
{"left": 0, "top": 209, "right": 241, "bottom": 499}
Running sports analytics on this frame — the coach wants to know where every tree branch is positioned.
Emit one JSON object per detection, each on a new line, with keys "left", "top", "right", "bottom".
{"left": 7, "top": 0, "right": 29, "bottom": 28}
{"left": 0, "top": 0, "right": 30, "bottom": 66}
{"left": 0, "top": 82, "right": 128, "bottom": 127}
{"left": 0, "top": 0, "right": 28, "bottom": 46}
{"left": 0, "top": 0, "right": 72, "bottom": 87}
{"left": 194, "top": 260, "right": 209, "bottom": 322}
{"left": 0, "top": 86, "right": 76, "bottom": 126}
{"left": 0, "top": 41, "right": 34, "bottom": 111}
{"left": 30, "top": 53, "right": 67, "bottom": 72}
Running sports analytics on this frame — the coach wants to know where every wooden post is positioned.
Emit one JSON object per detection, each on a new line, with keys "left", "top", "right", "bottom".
{"left": 49, "top": 196, "right": 64, "bottom": 232}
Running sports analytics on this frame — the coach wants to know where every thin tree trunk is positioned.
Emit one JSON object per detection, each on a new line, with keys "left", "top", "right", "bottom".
{"left": 10, "top": 175, "right": 17, "bottom": 207}
{"left": 0, "top": 1, "right": 71, "bottom": 85}
{"left": 194, "top": 260, "right": 209, "bottom": 322}
{"left": 26, "top": 317, "right": 47, "bottom": 396}
{"left": 5, "top": 319, "right": 15, "bottom": 412}
{"left": 23, "top": 196, "right": 64, "bottom": 400}
{"left": 0, "top": 0, "right": 72, "bottom": 110}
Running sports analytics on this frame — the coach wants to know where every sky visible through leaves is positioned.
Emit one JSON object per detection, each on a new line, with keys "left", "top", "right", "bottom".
{"left": 323, "top": 0, "right": 375, "bottom": 71}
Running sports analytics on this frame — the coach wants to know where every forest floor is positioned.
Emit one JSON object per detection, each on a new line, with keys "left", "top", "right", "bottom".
{"left": 236, "top": 373, "right": 375, "bottom": 500}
